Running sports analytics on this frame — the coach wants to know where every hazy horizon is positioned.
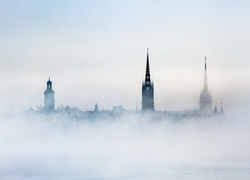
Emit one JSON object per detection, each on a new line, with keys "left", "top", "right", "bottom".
{"left": 1, "top": 0, "right": 250, "bottom": 112}
{"left": 1, "top": 1, "right": 250, "bottom": 178}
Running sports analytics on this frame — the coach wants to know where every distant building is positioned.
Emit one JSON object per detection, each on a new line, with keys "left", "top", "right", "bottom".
{"left": 94, "top": 103, "right": 99, "bottom": 112}
{"left": 44, "top": 78, "right": 55, "bottom": 112}
{"left": 142, "top": 49, "right": 154, "bottom": 111}
{"left": 199, "top": 57, "right": 212, "bottom": 115}
{"left": 37, "top": 53, "right": 224, "bottom": 119}
{"left": 213, "top": 105, "right": 218, "bottom": 114}
{"left": 220, "top": 103, "right": 224, "bottom": 114}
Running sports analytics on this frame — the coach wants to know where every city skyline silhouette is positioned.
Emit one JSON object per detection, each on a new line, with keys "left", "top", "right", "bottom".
{"left": 0, "top": 1, "right": 249, "bottom": 113}
{"left": 42, "top": 50, "right": 224, "bottom": 117}
{"left": 0, "top": 1, "right": 250, "bottom": 180}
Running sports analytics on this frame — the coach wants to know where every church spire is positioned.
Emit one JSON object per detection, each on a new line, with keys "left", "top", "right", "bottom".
{"left": 142, "top": 48, "right": 154, "bottom": 111}
{"left": 145, "top": 48, "right": 151, "bottom": 84}
{"left": 213, "top": 105, "right": 218, "bottom": 114}
{"left": 199, "top": 56, "right": 212, "bottom": 115}
{"left": 204, "top": 56, "right": 208, "bottom": 90}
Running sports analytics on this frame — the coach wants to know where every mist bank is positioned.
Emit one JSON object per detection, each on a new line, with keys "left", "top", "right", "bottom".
{"left": 0, "top": 108, "right": 250, "bottom": 179}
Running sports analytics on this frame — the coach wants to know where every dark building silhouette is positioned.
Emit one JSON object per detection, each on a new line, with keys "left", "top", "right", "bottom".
{"left": 213, "top": 105, "right": 218, "bottom": 114}
{"left": 220, "top": 103, "right": 224, "bottom": 114}
{"left": 142, "top": 49, "right": 154, "bottom": 111}
{"left": 44, "top": 78, "right": 55, "bottom": 112}
{"left": 94, "top": 103, "right": 99, "bottom": 112}
{"left": 199, "top": 57, "right": 212, "bottom": 115}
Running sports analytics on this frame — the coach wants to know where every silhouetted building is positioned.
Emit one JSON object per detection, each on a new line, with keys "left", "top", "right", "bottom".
{"left": 94, "top": 103, "right": 99, "bottom": 112}
{"left": 44, "top": 78, "right": 55, "bottom": 112}
{"left": 142, "top": 49, "right": 154, "bottom": 111}
{"left": 213, "top": 105, "right": 218, "bottom": 114}
{"left": 199, "top": 57, "right": 212, "bottom": 115}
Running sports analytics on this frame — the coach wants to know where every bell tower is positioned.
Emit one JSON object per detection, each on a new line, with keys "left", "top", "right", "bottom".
{"left": 44, "top": 78, "right": 55, "bottom": 112}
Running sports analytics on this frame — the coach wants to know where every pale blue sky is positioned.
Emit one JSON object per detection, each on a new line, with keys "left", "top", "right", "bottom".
{"left": 0, "top": 0, "right": 250, "bottom": 111}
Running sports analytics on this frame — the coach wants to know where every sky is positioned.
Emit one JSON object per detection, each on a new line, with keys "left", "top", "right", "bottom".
{"left": 0, "top": 0, "right": 250, "bottom": 112}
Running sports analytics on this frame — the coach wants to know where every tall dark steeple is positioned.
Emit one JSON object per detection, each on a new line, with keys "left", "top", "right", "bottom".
{"left": 142, "top": 49, "right": 154, "bottom": 111}
{"left": 199, "top": 57, "right": 212, "bottom": 114}
{"left": 44, "top": 78, "right": 55, "bottom": 112}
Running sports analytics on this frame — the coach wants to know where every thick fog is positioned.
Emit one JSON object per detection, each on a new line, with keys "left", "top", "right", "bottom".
{"left": 0, "top": 106, "right": 250, "bottom": 179}
{"left": 1, "top": 1, "right": 250, "bottom": 179}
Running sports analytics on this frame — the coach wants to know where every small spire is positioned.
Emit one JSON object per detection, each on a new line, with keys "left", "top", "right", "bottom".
{"left": 94, "top": 103, "right": 99, "bottom": 112}
{"left": 213, "top": 105, "right": 218, "bottom": 114}
{"left": 220, "top": 103, "right": 224, "bottom": 114}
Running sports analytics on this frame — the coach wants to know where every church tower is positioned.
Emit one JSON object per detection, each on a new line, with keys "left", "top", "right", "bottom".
{"left": 142, "top": 49, "right": 154, "bottom": 111}
{"left": 199, "top": 57, "right": 212, "bottom": 115}
{"left": 44, "top": 78, "right": 55, "bottom": 112}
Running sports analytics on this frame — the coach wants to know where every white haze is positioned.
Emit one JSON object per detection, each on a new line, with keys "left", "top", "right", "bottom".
{"left": 1, "top": 0, "right": 250, "bottom": 111}
{"left": 0, "top": 107, "right": 250, "bottom": 179}
{"left": 0, "top": 66, "right": 249, "bottom": 112}
{"left": 1, "top": 1, "right": 250, "bottom": 179}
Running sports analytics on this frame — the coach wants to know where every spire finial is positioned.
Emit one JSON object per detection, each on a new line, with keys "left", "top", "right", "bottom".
{"left": 147, "top": 48, "right": 149, "bottom": 63}
{"left": 205, "top": 56, "right": 207, "bottom": 69}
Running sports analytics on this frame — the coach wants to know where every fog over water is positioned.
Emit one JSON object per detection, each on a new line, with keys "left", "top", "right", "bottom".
{"left": 1, "top": 0, "right": 250, "bottom": 179}
{"left": 0, "top": 106, "right": 250, "bottom": 179}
